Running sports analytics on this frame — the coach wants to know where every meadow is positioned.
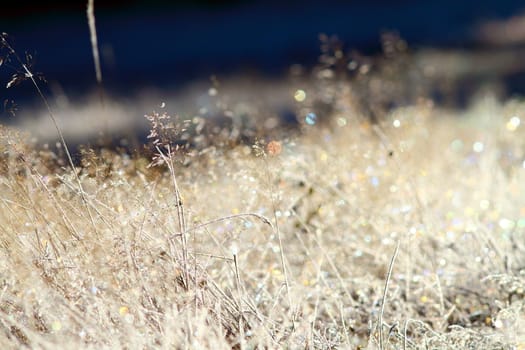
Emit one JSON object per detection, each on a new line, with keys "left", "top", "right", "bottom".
{"left": 1, "top": 32, "right": 525, "bottom": 349}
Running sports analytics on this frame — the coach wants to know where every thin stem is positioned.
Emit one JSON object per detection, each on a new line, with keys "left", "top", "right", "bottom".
{"left": 1, "top": 35, "right": 98, "bottom": 237}
{"left": 87, "top": 0, "right": 105, "bottom": 108}
{"left": 379, "top": 239, "right": 400, "bottom": 350}
{"left": 168, "top": 212, "right": 274, "bottom": 241}
{"left": 262, "top": 154, "right": 292, "bottom": 310}
{"left": 156, "top": 145, "right": 189, "bottom": 289}
{"left": 233, "top": 252, "right": 246, "bottom": 349}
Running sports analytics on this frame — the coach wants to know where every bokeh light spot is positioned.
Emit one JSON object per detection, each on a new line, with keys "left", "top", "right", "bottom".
{"left": 473, "top": 142, "right": 484, "bottom": 153}
{"left": 305, "top": 112, "right": 317, "bottom": 125}
{"left": 506, "top": 116, "right": 521, "bottom": 131}
{"left": 294, "top": 89, "right": 306, "bottom": 102}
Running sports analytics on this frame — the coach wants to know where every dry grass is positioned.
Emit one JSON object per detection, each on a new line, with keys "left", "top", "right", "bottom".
{"left": 1, "top": 92, "right": 525, "bottom": 349}
{"left": 2, "top": 29, "right": 525, "bottom": 349}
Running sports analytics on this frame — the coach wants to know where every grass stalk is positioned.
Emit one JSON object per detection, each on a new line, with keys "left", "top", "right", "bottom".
{"left": 0, "top": 34, "right": 99, "bottom": 238}
{"left": 259, "top": 151, "right": 292, "bottom": 311}
{"left": 157, "top": 144, "right": 189, "bottom": 289}
{"left": 378, "top": 239, "right": 400, "bottom": 350}
{"left": 87, "top": 0, "right": 105, "bottom": 108}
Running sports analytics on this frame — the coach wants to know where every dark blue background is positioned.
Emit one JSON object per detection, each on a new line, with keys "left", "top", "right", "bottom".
{"left": 2, "top": 0, "right": 525, "bottom": 112}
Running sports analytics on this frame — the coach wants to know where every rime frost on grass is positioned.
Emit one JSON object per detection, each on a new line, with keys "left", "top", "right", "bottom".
{"left": 1, "top": 95, "right": 525, "bottom": 348}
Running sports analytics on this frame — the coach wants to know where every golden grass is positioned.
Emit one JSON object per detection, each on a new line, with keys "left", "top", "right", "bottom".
{"left": 1, "top": 93, "right": 524, "bottom": 349}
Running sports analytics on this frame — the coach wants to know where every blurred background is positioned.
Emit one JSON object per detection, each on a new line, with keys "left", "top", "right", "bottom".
{"left": 2, "top": 0, "right": 525, "bottom": 143}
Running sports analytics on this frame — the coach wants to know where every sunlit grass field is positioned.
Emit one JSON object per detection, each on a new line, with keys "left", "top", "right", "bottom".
{"left": 1, "top": 32, "right": 525, "bottom": 349}
{"left": 1, "top": 94, "right": 525, "bottom": 349}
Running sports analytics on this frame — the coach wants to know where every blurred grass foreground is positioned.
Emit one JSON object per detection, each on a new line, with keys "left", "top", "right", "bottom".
{"left": 1, "top": 30, "right": 525, "bottom": 349}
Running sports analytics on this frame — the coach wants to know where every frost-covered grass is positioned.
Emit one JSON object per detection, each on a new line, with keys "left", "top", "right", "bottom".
{"left": 1, "top": 92, "right": 525, "bottom": 349}
{"left": 2, "top": 28, "right": 525, "bottom": 349}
